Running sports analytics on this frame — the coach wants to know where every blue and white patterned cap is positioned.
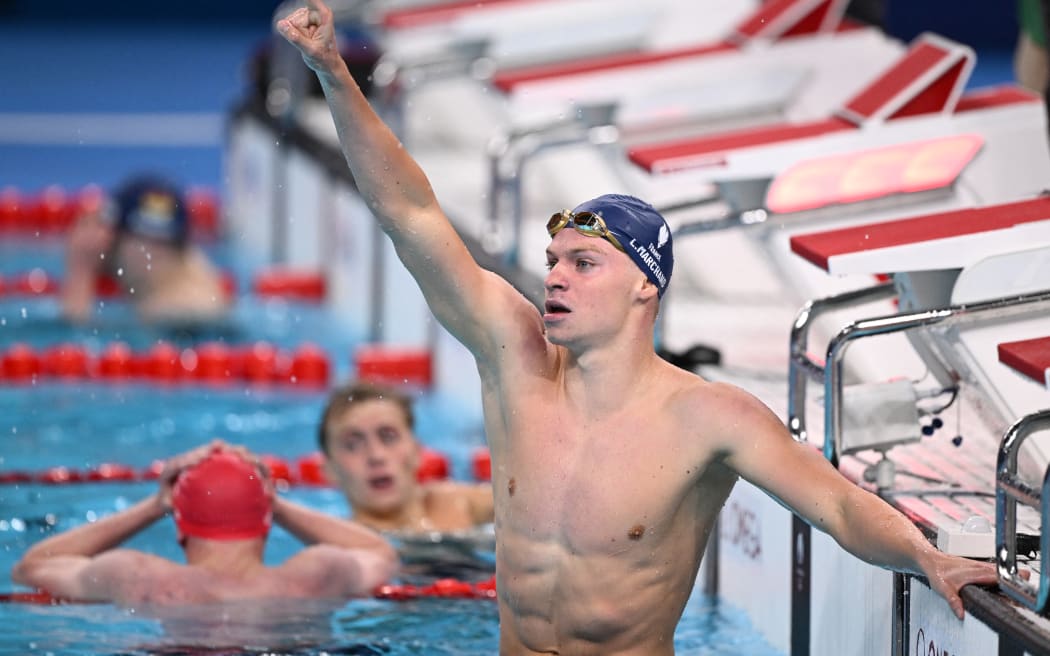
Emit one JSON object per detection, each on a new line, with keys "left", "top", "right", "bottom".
{"left": 570, "top": 194, "right": 673, "bottom": 297}
{"left": 111, "top": 175, "right": 189, "bottom": 246}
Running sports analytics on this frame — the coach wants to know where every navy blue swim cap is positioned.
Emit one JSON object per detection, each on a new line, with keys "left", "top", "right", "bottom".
{"left": 111, "top": 175, "right": 189, "bottom": 246}
{"left": 571, "top": 194, "right": 673, "bottom": 297}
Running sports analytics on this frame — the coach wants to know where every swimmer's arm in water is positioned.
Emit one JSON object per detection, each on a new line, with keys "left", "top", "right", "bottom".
{"left": 10, "top": 495, "right": 168, "bottom": 601}
{"left": 276, "top": 0, "right": 540, "bottom": 362}
{"left": 273, "top": 497, "right": 399, "bottom": 595}
{"left": 10, "top": 442, "right": 220, "bottom": 599}
{"left": 272, "top": 496, "right": 398, "bottom": 562}
{"left": 708, "top": 383, "right": 999, "bottom": 620}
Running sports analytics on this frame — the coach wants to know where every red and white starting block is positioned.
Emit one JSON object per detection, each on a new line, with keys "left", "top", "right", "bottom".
{"left": 372, "top": 0, "right": 755, "bottom": 72}
{"left": 787, "top": 197, "right": 1050, "bottom": 557}
{"left": 490, "top": 0, "right": 903, "bottom": 140}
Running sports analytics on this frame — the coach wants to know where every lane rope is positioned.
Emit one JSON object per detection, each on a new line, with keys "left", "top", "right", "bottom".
{"left": 0, "top": 448, "right": 492, "bottom": 486}
{"left": 1, "top": 575, "right": 498, "bottom": 605}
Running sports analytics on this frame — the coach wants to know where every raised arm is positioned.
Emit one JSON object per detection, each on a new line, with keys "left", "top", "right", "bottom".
{"left": 276, "top": 0, "right": 536, "bottom": 359}
{"left": 712, "top": 384, "right": 998, "bottom": 620}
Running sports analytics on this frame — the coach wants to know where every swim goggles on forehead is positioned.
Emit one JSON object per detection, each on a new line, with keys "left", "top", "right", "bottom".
{"left": 546, "top": 210, "right": 625, "bottom": 253}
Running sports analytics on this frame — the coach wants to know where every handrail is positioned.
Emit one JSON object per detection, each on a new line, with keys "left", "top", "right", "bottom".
{"left": 996, "top": 409, "right": 1050, "bottom": 612}
{"left": 787, "top": 282, "right": 897, "bottom": 443}
{"left": 372, "top": 39, "right": 494, "bottom": 141}
{"left": 485, "top": 105, "right": 620, "bottom": 265}
{"left": 823, "top": 289, "right": 1050, "bottom": 468}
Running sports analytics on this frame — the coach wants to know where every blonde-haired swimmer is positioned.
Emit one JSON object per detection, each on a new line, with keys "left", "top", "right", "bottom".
{"left": 279, "top": 2, "right": 999, "bottom": 652}
{"left": 319, "top": 380, "right": 494, "bottom": 534}
{"left": 12, "top": 441, "right": 397, "bottom": 609}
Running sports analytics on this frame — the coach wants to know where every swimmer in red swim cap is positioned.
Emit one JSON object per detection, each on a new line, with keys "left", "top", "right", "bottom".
{"left": 171, "top": 449, "right": 272, "bottom": 542}
{"left": 12, "top": 441, "right": 397, "bottom": 612}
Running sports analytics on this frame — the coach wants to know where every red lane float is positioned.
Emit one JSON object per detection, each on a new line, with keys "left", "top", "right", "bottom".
{"left": 355, "top": 346, "right": 432, "bottom": 388}
{"left": 0, "top": 269, "right": 329, "bottom": 304}
{"left": 0, "top": 590, "right": 75, "bottom": 605}
{"left": 472, "top": 448, "right": 492, "bottom": 482}
{"left": 185, "top": 185, "right": 221, "bottom": 241}
{"left": 253, "top": 267, "right": 326, "bottom": 302}
{"left": 1, "top": 344, "right": 41, "bottom": 381}
{"left": 297, "top": 452, "right": 331, "bottom": 486}
{"left": 0, "top": 449, "right": 492, "bottom": 488}
{"left": 41, "top": 344, "right": 90, "bottom": 378}
{"left": 0, "top": 341, "right": 331, "bottom": 388}
{"left": 0, "top": 184, "right": 221, "bottom": 238}
{"left": 416, "top": 448, "right": 450, "bottom": 483}
{"left": 2, "top": 577, "right": 497, "bottom": 605}
{"left": 374, "top": 575, "right": 497, "bottom": 601}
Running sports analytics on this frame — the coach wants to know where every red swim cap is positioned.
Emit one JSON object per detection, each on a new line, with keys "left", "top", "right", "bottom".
{"left": 172, "top": 451, "right": 272, "bottom": 541}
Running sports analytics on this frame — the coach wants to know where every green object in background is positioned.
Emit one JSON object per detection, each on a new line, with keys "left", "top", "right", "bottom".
{"left": 1021, "top": 0, "right": 1048, "bottom": 47}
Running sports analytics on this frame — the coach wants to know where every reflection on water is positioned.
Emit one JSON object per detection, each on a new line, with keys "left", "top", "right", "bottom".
{"left": 142, "top": 598, "right": 350, "bottom": 654}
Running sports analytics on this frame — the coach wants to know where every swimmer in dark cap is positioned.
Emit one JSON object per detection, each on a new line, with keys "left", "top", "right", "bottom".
{"left": 62, "top": 174, "right": 228, "bottom": 324}
{"left": 280, "top": 2, "right": 999, "bottom": 652}
{"left": 11, "top": 441, "right": 397, "bottom": 608}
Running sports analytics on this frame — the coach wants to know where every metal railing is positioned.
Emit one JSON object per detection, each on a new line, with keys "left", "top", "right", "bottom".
{"left": 485, "top": 104, "right": 620, "bottom": 264}
{"left": 996, "top": 409, "right": 1050, "bottom": 612}
{"left": 821, "top": 290, "right": 1050, "bottom": 468}
{"left": 787, "top": 281, "right": 898, "bottom": 444}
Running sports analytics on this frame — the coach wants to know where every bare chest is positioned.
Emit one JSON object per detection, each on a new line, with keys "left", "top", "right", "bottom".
{"left": 496, "top": 410, "right": 708, "bottom": 550}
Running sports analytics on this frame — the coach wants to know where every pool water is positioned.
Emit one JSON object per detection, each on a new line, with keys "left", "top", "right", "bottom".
{"left": 0, "top": 242, "right": 783, "bottom": 655}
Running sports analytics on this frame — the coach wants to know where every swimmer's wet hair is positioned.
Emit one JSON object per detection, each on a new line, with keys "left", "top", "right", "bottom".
{"left": 318, "top": 380, "right": 416, "bottom": 454}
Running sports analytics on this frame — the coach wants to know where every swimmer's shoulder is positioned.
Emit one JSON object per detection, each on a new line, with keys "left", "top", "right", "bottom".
{"left": 421, "top": 479, "right": 488, "bottom": 509}
{"left": 661, "top": 367, "right": 770, "bottom": 425}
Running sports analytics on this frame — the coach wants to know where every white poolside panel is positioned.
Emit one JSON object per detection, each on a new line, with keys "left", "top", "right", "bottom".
{"left": 379, "top": 236, "right": 432, "bottom": 349}
{"left": 433, "top": 320, "right": 484, "bottom": 423}
{"left": 809, "top": 530, "right": 893, "bottom": 656}
{"left": 326, "top": 183, "right": 378, "bottom": 340}
{"left": 284, "top": 149, "right": 326, "bottom": 268}
{"left": 225, "top": 116, "right": 279, "bottom": 262}
{"left": 717, "top": 479, "right": 793, "bottom": 655}
{"left": 909, "top": 579, "right": 1000, "bottom": 654}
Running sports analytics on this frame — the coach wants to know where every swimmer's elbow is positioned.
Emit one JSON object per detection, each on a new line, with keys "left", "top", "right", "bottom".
{"left": 355, "top": 548, "right": 400, "bottom": 594}
{"left": 10, "top": 558, "right": 34, "bottom": 587}
{"left": 10, "top": 556, "right": 62, "bottom": 593}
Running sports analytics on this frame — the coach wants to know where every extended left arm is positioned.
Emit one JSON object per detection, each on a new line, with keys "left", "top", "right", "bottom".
{"left": 719, "top": 385, "right": 997, "bottom": 619}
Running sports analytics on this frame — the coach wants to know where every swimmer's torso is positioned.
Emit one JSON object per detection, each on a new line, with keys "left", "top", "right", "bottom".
{"left": 481, "top": 350, "right": 738, "bottom": 655}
